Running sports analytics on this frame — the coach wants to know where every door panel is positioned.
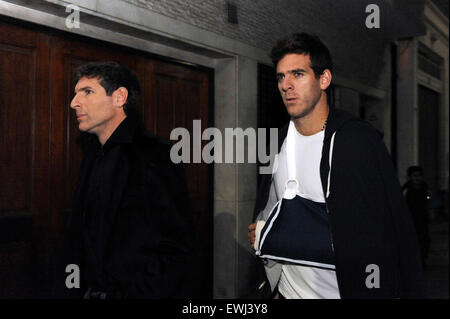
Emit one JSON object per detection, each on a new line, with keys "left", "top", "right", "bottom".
{"left": 150, "top": 61, "right": 210, "bottom": 214}
{"left": 0, "top": 21, "right": 51, "bottom": 298}
{"left": 0, "top": 44, "right": 34, "bottom": 213}
{"left": 0, "top": 23, "right": 51, "bottom": 227}
{"left": 145, "top": 60, "right": 212, "bottom": 296}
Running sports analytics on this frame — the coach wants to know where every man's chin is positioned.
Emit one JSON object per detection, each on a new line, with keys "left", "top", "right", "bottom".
{"left": 78, "top": 124, "right": 90, "bottom": 133}
{"left": 286, "top": 106, "right": 315, "bottom": 120}
{"left": 288, "top": 111, "right": 310, "bottom": 120}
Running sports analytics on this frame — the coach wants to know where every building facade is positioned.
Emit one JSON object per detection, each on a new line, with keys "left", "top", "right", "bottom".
{"left": 0, "top": 0, "right": 447, "bottom": 298}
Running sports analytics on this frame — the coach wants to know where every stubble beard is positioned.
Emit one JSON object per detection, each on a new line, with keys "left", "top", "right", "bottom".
{"left": 287, "top": 92, "right": 322, "bottom": 121}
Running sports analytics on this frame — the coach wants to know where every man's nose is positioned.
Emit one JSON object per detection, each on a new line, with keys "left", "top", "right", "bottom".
{"left": 280, "top": 77, "right": 293, "bottom": 92}
{"left": 70, "top": 94, "right": 79, "bottom": 109}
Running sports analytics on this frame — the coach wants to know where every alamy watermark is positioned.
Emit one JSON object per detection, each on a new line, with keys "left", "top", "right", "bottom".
{"left": 365, "top": 264, "right": 380, "bottom": 289}
{"left": 170, "top": 120, "right": 278, "bottom": 175}
{"left": 365, "top": 4, "right": 380, "bottom": 29}
{"left": 65, "top": 4, "right": 80, "bottom": 29}
{"left": 65, "top": 264, "right": 80, "bottom": 289}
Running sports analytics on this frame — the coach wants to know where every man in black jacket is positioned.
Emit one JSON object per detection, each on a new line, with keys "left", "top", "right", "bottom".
{"left": 402, "top": 166, "right": 430, "bottom": 269}
{"left": 54, "top": 62, "right": 195, "bottom": 298}
{"left": 249, "top": 33, "right": 424, "bottom": 298}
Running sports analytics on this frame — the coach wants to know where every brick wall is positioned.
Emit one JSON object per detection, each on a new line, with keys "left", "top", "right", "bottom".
{"left": 122, "top": 0, "right": 390, "bottom": 90}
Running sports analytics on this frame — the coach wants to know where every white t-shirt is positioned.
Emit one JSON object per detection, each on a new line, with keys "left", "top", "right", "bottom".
{"left": 274, "top": 129, "right": 341, "bottom": 299}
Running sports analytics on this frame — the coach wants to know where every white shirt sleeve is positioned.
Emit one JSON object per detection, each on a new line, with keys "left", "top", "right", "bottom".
{"left": 256, "top": 180, "right": 278, "bottom": 222}
{"left": 254, "top": 180, "right": 278, "bottom": 250}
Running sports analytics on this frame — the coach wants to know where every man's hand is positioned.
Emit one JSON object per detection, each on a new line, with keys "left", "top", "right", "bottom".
{"left": 248, "top": 223, "right": 256, "bottom": 248}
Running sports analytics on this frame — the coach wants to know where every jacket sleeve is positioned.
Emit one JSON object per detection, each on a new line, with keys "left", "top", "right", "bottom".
{"left": 328, "top": 121, "right": 425, "bottom": 298}
{"left": 367, "top": 127, "right": 426, "bottom": 298}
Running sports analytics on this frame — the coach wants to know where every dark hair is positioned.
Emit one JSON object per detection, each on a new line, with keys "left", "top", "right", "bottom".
{"left": 270, "top": 33, "right": 333, "bottom": 78}
{"left": 74, "top": 61, "right": 141, "bottom": 115}
{"left": 407, "top": 166, "right": 423, "bottom": 177}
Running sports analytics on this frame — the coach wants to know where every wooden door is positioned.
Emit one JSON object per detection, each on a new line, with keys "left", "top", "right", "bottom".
{"left": 0, "top": 18, "right": 213, "bottom": 297}
{"left": 0, "top": 20, "right": 52, "bottom": 297}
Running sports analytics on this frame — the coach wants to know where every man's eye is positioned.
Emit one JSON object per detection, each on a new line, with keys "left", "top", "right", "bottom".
{"left": 85, "top": 89, "right": 93, "bottom": 95}
{"left": 293, "top": 71, "right": 303, "bottom": 77}
{"left": 276, "top": 75, "right": 284, "bottom": 82}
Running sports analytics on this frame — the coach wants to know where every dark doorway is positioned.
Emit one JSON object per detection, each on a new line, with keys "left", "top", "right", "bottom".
{"left": 257, "top": 63, "right": 289, "bottom": 185}
{"left": 418, "top": 85, "right": 440, "bottom": 193}
{"left": 257, "top": 63, "right": 288, "bottom": 132}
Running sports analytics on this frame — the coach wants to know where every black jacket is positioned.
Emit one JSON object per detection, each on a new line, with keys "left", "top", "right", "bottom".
{"left": 53, "top": 114, "right": 195, "bottom": 298}
{"left": 254, "top": 107, "right": 425, "bottom": 298}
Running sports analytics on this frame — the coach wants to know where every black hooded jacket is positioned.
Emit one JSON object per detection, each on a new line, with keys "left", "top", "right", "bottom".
{"left": 254, "top": 107, "right": 425, "bottom": 298}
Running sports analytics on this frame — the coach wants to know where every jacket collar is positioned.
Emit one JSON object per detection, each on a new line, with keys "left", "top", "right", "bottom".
{"left": 277, "top": 106, "right": 360, "bottom": 150}
{"left": 102, "top": 114, "right": 139, "bottom": 149}
{"left": 323, "top": 107, "right": 359, "bottom": 143}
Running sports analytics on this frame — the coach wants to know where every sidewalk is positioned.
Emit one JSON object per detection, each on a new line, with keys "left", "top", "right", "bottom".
{"left": 424, "top": 219, "right": 449, "bottom": 299}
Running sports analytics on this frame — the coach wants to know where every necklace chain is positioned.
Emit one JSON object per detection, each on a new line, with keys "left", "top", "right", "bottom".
{"left": 322, "top": 118, "right": 328, "bottom": 131}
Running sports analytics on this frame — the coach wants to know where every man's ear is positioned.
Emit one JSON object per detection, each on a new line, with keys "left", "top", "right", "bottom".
{"left": 112, "top": 87, "right": 129, "bottom": 108}
{"left": 319, "top": 69, "right": 332, "bottom": 91}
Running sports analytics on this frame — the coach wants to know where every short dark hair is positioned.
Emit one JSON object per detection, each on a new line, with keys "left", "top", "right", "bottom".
{"left": 74, "top": 61, "right": 141, "bottom": 115}
{"left": 407, "top": 166, "right": 423, "bottom": 177}
{"left": 270, "top": 33, "right": 333, "bottom": 78}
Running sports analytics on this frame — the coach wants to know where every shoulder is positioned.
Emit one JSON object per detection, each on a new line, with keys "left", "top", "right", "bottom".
{"left": 141, "top": 131, "right": 171, "bottom": 152}
{"left": 129, "top": 130, "right": 174, "bottom": 167}
{"left": 336, "top": 117, "right": 384, "bottom": 150}
{"left": 341, "top": 120, "right": 381, "bottom": 138}
{"left": 128, "top": 131, "right": 189, "bottom": 189}
{"left": 330, "top": 113, "right": 389, "bottom": 167}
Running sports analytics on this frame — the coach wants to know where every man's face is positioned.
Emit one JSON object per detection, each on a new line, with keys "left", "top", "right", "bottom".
{"left": 70, "top": 77, "right": 118, "bottom": 136}
{"left": 410, "top": 171, "right": 424, "bottom": 185}
{"left": 276, "top": 53, "right": 324, "bottom": 119}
